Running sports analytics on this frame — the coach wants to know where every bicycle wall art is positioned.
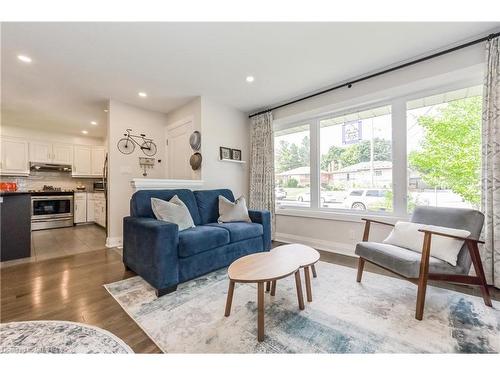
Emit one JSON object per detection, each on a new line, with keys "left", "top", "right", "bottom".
{"left": 117, "top": 129, "right": 158, "bottom": 156}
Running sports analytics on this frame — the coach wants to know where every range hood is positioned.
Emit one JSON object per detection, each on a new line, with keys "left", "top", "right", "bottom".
{"left": 30, "top": 162, "right": 72, "bottom": 172}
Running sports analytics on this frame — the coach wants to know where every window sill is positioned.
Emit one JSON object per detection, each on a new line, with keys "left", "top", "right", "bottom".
{"left": 275, "top": 207, "right": 409, "bottom": 223}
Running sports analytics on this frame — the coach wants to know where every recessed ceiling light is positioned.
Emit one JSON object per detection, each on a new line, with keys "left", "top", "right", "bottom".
{"left": 17, "top": 55, "right": 32, "bottom": 63}
{"left": 104, "top": 109, "right": 108, "bottom": 113}
{"left": 138, "top": 92, "right": 147, "bottom": 97}
{"left": 246, "top": 76, "right": 255, "bottom": 83}
{"left": 81, "top": 130, "right": 88, "bottom": 135}
{"left": 90, "top": 121, "right": 98, "bottom": 125}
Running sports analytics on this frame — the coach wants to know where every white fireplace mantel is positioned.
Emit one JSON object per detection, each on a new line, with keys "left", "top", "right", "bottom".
{"left": 131, "top": 178, "right": 204, "bottom": 191}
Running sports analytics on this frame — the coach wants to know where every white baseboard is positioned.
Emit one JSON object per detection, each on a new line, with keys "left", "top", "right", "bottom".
{"left": 106, "top": 236, "right": 122, "bottom": 248}
{"left": 274, "top": 232, "right": 357, "bottom": 258}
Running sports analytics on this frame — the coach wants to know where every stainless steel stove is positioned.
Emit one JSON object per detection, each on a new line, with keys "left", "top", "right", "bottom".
{"left": 30, "top": 186, "right": 74, "bottom": 231}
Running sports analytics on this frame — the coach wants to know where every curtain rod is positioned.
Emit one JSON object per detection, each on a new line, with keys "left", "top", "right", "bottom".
{"left": 248, "top": 31, "right": 500, "bottom": 119}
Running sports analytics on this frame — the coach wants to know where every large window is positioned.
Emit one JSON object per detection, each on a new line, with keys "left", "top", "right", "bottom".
{"left": 407, "top": 86, "right": 482, "bottom": 211}
{"left": 320, "top": 105, "right": 392, "bottom": 212}
{"left": 274, "top": 124, "right": 310, "bottom": 208}
{"left": 274, "top": 84, "right": 482, "bottom": 216}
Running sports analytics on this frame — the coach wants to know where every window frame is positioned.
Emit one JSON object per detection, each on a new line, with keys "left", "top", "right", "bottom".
{"left": 274, "top": 80, "right": 483, "bottom": 222}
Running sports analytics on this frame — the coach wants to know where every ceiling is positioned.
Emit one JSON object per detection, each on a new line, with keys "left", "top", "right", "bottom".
{"left": 2, "top": 22, "right": 499, "bottom": 138}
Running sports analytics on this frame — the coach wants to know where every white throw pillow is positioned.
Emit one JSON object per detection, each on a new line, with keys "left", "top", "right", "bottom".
{"left": 218, "top": 195, "right": 251, "bottom": 223}
{"left": 151, "top": 196, "right": 195, "bottom": 231}
{"left": 383, "top": 221, "right": 471, "bottom": 266}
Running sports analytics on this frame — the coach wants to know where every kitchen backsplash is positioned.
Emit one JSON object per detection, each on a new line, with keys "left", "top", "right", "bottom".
{"left": 0, "top": 171, "right": 101, "bottom": 191}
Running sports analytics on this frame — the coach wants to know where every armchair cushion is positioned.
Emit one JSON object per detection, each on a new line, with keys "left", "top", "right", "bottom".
{"left": 355, "top": 241, "right": 467, "bottom": 278}
{"left": 178, "top": 225, "right": 230, "bottom": 258}
{"left": 206, "top": 222, "right": 263, "bottom": 242}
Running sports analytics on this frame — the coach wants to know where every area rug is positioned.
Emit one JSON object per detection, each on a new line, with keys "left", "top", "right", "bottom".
{"left": 0, "top": 320, "right": 133, "bottom": 353}
{"left": 104, "top": 261, "right": 499, "bottom": 353}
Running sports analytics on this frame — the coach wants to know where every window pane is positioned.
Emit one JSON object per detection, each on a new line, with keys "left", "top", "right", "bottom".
{"left": 274, "top": 124, "right": 310, "bottom": 208}
{"left": 320, "top": 105, "right": 392, "bottom": 212}
{"left": 406, "top": 86, "right": 482, "bottom": 212}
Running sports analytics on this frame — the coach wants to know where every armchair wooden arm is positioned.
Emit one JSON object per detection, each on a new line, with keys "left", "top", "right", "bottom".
{"left": 361, "top": 218, "right": 395, "bottom": 241}
{"left": 417, "top": 228, "right": 484, "bottom": 244}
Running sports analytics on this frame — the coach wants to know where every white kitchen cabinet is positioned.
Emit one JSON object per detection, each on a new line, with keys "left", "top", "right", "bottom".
{"left": 29, "top": 141, "right": 73, "bottom": 165}
{"left": 73, "top": 146, "right": 92, "bottom": 176}
{"left": 86, "top": 193, "right": 95, "bottom": 222}
{"left": 29, "top": 141, "right": 52, "bottom": 163}
{"left": 0, "top": 137, "right": 30, "bottom": 176}
{"left": 93, "top": 192, "right": 106, "bottom": 228}
{"left": 73, "top": 145, "right": 105, "bottom": 178}
{"left": 52, "top": 143, "right": 73, "bottom": 165}
{"left": 73, "top": 192, "right": 87, "bottom": 224}
{"left": 91, "top": 147, "right": 105, "bottom": 176}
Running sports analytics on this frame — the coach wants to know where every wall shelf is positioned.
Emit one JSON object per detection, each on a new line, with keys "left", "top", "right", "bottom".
{"left": 219, "top": 158, "right": 246, "bottom": 164}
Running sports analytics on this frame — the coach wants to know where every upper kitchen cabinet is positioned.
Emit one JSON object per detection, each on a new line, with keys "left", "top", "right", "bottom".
{"left": 73, "top": 145, "right": 105, "bottom": 177}
{"left": 29, "top": 141, "right": 73, "bottom": 165}
{"left": 0, "top": 137, "right": 29, "bottom": 176}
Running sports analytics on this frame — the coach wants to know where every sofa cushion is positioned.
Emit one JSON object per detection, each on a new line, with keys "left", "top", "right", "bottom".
{"left": 355, "top": 241, "right": 466, "bottom": 278}
{"left": 130, "top": 189, "right": 201, "bottom": 225}
{"left": 206, "top": 222, "right": 263, "bottom": 243}
{"left": 193, "top": 189, "right": 235, "bottom": 224}
{"left": 178, "top": 225, "right": 230, "bottom": 258}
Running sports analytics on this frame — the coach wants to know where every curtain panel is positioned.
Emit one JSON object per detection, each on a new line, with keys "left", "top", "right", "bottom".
{"left": 249, "top": 112, "right": 275, "bottom": 234}
{"left": 481, "top": 36, "right": 500, "bottom": 288}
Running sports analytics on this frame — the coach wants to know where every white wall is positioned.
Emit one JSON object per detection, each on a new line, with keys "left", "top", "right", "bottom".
{"left": 107, "top": 100, "right": 167, "bottom": 246}
{"left": 272, "top": 45, "right": 486, "bottom": 256}
{"left": 200, "top": 97, "right": 250, "bottom": 198}
{"left": 0, "top": 125, "right": 104, "bottom": 146}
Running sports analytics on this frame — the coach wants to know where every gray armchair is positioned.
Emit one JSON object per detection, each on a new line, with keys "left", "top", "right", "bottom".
{"left": 355, "top": 206, "right": 492, "bottom": 320}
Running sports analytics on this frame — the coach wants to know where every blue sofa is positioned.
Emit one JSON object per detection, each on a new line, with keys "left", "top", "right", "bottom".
{"left": 123, "top": 188, "right": 272, "bottom": 297}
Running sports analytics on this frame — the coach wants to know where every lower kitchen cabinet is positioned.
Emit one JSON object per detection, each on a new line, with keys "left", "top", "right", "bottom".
{"left": 74, "top": 192, "right": 106, "bottom": 227}
{"left": 0, "top": 193, "right": 31, "bottom": 261}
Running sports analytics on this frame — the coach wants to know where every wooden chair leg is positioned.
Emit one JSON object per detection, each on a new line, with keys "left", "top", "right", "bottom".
{"left": 311, "top": 264, "right": 317, "bottom": 278}
{"left": 356, "top": 258, "right": 365, "bottom": 282}
{"left": 467, "top": 241, "right": 493, "bottom": 307}
{"left": 415, "top": 232, "right": 432, "bottom": 320}
{"left": 270, "top": 280, "right": 276, "bottom": 296}
{"left": 224, "top": 280, "right": 235, "bottom": 317}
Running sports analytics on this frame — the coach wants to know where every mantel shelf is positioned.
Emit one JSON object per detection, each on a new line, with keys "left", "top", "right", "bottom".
{"left": 219, "top": 158, "right": 246, "bottom": 164}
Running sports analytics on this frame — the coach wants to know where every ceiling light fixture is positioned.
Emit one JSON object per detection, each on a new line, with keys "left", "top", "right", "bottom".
{"left": 90, "top": 121, "right": 97, "bottom": 125}
{"left": 17, "top": 55, "right": 32, "bottom": 63}
{"left": 246, "top": 76, "right": 255, "bottom": 83}
{"left": 138, "top": 92, "right": 147, "bottom": 98}
{"left": 104, "top": 109, "right": 108, "bottom": 113}
{"left": 81, "top": 130, "right": 88, "bottom": 135}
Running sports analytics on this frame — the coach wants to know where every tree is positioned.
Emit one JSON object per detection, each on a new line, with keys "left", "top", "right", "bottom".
{"left": 408, "top": 96, "right": 481, "bottom": 206}
{"left": 320, "top": 138, "right": 392, "bottom": 170}
{"left": 275, "top": 136, "right": 310, "bottom": 173}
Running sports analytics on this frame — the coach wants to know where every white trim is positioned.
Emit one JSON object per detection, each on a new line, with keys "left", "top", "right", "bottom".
{"left": 276, "top": 207, "right": 408, "bottom": 223}
{"left": 166, "top": 115, "right": 194, "bottom": 131}
{"left": 131, "top": 178, "right": 204, "bottom": 191}
{"left": 274, "top": 232, "right": 357, "bottom": 258}
{"left": 105, "top": 236, "right": 122, "bottom": 248}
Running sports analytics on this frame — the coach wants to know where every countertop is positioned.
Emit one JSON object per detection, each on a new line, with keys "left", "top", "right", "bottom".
{"left": 0, "top": 191, "right": 32, "bottom": 197}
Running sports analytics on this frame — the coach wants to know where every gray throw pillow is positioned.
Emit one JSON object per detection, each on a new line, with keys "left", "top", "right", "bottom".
{"left": 151, "top": 195, "right": 195, "bottom": 231}
{"left": 218, "top": 195, "right": 251, "bottom": 223}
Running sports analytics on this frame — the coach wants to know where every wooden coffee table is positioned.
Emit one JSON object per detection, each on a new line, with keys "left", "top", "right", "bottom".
{"left": 225, "top": 251, "right": 304, "bottom": 342}
{"left": 270, "top": 244, "right": 320, "bottom": 302}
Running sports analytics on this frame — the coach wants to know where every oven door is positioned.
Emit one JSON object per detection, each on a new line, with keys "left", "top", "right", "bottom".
{"left": 31, "top": 196, "right": 73, "bottom": 220}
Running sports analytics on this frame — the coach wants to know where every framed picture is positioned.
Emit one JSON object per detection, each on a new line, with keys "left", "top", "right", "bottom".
{"left": 231, "top": 148, "right": 242, "bottom": 161}
{"left": 220, "top": 146, "right": 231, "bottom": 160}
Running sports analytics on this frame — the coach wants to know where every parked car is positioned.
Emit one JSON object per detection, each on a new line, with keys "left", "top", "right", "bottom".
{"left": 297, "top": 191, "right": 326, "bottom": 204}
{"left": 343, "top": 189, "right": 390, "bottom": 211}
{"left": 275, "top": 187, "right": 287, "bottom": 200}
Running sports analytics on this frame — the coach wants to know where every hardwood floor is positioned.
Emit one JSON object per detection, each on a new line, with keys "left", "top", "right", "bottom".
{"left": 1, "top": 242, "right": 498, "bottom": 353}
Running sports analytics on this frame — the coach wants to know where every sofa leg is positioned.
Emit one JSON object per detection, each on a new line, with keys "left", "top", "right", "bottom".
{"left": 156, "top": 285, "right": 178, "bottom": 297}
{"left": 124, "top": 264, "right": 132, "bottom": 272}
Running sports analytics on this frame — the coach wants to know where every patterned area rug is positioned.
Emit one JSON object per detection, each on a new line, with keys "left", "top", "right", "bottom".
{"left": 0, "top": 321, "right": 133, "bottom": 353}
{"left": 104, "top": 261, "right": 500, "bottom": 353}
